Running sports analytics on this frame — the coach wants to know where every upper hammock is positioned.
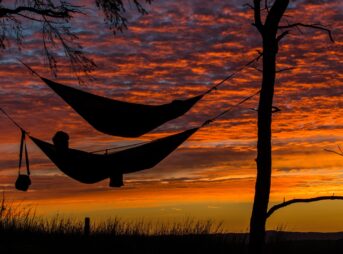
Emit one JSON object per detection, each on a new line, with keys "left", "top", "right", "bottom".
{"left": 42, "top": 77, "right": 203, "bottom": 138}
{"left": 21, "top": 56, "right": 260, "bottom": 138}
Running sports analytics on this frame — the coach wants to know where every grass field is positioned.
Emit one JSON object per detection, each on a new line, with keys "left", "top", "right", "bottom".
{"left": 1, "top": 199, "right": 343, "bottom": 254}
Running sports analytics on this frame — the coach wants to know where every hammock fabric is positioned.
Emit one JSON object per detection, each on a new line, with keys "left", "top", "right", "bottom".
{"left": 29, "top": 127, "right": 198, "bottom": 187}
{"left": 40, "top": 77, "right": 204, "bottom": 137}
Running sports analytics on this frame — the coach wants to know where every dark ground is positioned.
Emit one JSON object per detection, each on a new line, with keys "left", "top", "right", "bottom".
{"left": 2, "top": 231, "right": 343, "bottom": 254}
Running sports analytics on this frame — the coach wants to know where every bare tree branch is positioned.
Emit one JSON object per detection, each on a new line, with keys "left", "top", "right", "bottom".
{"left": 15, "top": 13, "right": 54, "bottom": 23}
{"left": 253, "top": 0, "right": 264, "bottom": 32}
{"left": 324, "top": 145, "right": 343, "bottom": 157}
{"left": 95, "top": 0, "right": 152, "bottom": 33}
{"left": 253, "top": 66, "right": 263, "bottom": 73}
{"left": 271, "top": 106, "right": 281, "bottom": 113}
{"left": 244, "top": 3, "right": 255, "bottom": 10}
{"left": 264, "top": 0, "right": 290, "bottom": 35}
{"left": 276, "top": 30, "right": 289, "bottom": 42}
{"left": 278, "top": 23, "right": 334, "bottom": 42}
{"left": 267, "top": 196, "right": 343, "bottom": 219}
{"left": 40, "top": 14, "right": 97, "bottom": 82}
{"left": 0, "top": 5, "right": 79, "bottom": 18}
{"left": 275, "top": 67, "right": 295, "bottom": 73}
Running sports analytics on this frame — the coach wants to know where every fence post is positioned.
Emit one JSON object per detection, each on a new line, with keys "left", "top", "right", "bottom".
{"left": 84, "top": 217, "right": 90, "bottom": 236}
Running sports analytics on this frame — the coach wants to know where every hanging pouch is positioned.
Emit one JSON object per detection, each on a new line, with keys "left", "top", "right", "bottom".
{"left": 15, "top": 130, "right": 31, "bottom": 191}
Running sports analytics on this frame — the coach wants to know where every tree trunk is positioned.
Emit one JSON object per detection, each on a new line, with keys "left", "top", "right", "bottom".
{"left": 248, "top": 1, "right": 290, "bottom": 253}
{"left": 249, "top": 37, "right": 277, "bottom": 254}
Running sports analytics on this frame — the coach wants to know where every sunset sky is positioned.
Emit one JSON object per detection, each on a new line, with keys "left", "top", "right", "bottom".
{"left": 0, "top": 0, "right": 342, "bottom": 232}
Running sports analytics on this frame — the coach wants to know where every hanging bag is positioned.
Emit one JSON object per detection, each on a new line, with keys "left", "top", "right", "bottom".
{"left": 15, "top": 130, "right": 31, "bottom": 191}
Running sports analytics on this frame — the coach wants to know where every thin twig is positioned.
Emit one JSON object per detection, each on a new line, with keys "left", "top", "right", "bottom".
{"left": 276, "top": 30, "right": 290, "bottom": 42}
{"left": 278, "top": 23, "right": 334, "bottom": 42}
{"left": 324, "top": 148, "right": 343, "bottom": 157}
{"left": 250, "top": 65, "right": 263, "bottom": 73}
{"left": 338, "top": 145, "right": 343, "bottom": 155}
{"left": 276, "top": 67, "right": 295, "bottom": 73}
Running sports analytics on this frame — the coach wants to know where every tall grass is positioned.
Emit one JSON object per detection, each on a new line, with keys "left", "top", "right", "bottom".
{"left": 0, "top": 198, "right": 225, "bottom": 236}
{"left": 0, "top": 197, "right": 246, "bottom": 254}
{"left": 0, "top": 197, "right": 38, "bottom": 233}
{"left": 3, "top": 197, "right": 343, "bottom": 254}
{"left": 94, "top": 217, "right": 225, "bottom": 236}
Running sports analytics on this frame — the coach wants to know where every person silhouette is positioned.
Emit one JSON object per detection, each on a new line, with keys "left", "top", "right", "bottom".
{"left": 52, "top": 131, "right": 70, "bottom": 172}
{"left": 52, "top": 130, "right": 123, "bottom": 187}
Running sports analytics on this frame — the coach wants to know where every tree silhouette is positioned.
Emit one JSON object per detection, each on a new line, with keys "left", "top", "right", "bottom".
{"left": 0, "top": 0, "right": 151, "bottom": 78}
{"left": 248, "top": 1, "right": 334, "bottom": 253}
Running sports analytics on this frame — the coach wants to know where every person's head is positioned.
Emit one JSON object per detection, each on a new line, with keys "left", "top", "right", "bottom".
{"left": 52, "top": 131, "right": 69, "bottom": 150}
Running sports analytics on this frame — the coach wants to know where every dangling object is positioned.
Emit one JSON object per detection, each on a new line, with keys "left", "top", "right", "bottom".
{"left": 15, "top": 130, "right": 31, "bottom": 192}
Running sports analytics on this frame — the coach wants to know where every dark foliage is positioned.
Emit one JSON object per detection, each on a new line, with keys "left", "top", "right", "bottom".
{"left": 96, "top": 0, "right": 152, "bottom": 32}
{"left": 0, "top": 0, "right": 152, "bottom": 78}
